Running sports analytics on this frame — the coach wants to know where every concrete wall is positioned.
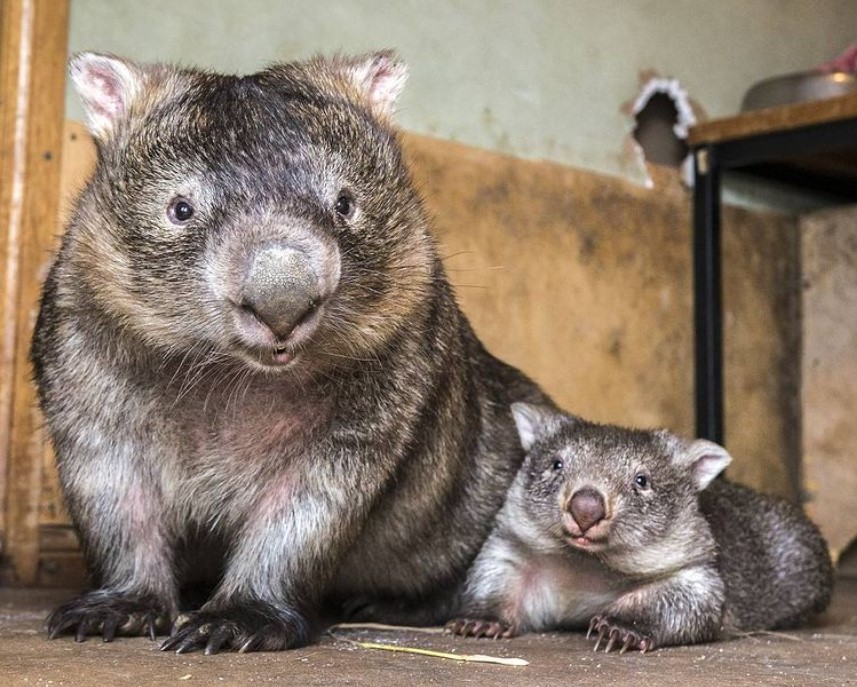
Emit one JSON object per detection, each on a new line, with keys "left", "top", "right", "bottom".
{"left": 67, "top": 0, "right": 857, "bottom": 183}
{"left": 801, "top": 206, "right": 857, "bottom": 558}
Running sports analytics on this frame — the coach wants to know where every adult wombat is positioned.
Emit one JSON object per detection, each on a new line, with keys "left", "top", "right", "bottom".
{"left": 32, "top": 51, "right": 548, "bottom": 653}
{"left": 448, "top": 403, "right": 833, "bottom": 651}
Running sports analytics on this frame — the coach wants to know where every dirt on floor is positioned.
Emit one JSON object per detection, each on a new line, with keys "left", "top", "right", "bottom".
{"left": 0, "top": 577, "right": 855, "bottom": 687}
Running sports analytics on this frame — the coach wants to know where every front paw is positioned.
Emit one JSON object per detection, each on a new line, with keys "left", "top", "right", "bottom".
{"left": 46, "top": 590, "right": 172, "bottom": 642}
{"left": 160, "top": 600, "right": 310, "bottom": 654}
{"left": 445, "top": 617, "right": 517, "bottom": 639}
{"left": 588, "top": 615, "right": 654, "bottom": 653}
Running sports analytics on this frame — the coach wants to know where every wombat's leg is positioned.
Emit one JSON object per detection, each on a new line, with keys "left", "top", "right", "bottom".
{"left": 588, "top": 564, "right": 724, "bottom": 652}
{"left": 446, "top": 618, "right": 517, "bottom": 639}
{"left": 160, "top": 453, "right": 395, "bottom": 654}
{"left": 46, "top": 457, "right": 178, "bottom": 642}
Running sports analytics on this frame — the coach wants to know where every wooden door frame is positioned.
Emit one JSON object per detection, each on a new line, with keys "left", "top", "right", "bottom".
{"left": 0, "top": 0, "right": 70, "bottom": 586}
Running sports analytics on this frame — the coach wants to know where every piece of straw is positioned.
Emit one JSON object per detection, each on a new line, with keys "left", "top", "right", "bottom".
{"left": 335, "top": 636, "right": 529, "bottom": 667}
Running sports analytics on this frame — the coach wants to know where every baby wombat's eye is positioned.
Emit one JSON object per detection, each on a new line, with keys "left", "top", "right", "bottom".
{"left": 634, "top": 473, "right": 650, "bottom": 490}
{"left": 167, "top": 197, "right": 195, "bottom": 225}
{"left": 334, "top": 191, "right": 356, "bottom": 220}
{"left": 551, "top": 458, "right": 564, "bottom": 471}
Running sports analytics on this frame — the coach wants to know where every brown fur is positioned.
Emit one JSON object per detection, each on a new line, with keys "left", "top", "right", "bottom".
{"left": 32, "top": 51, "right": 550, "bottom": 653}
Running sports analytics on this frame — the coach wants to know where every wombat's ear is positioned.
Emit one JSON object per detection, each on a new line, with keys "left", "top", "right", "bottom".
{"left": 510, "top": 403, "right": 565, "bottom": 451}
{"left": 683, "top": 439, "right": 732, "bottom": 491}
{"left": 69, "top": 52, "right": 145, "bottom": 140}
{"left": 339, "top": 51, "right": 408, "bottom": 119}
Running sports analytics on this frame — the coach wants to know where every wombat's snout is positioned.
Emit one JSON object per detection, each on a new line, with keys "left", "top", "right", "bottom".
{"left": 240, "top": 242, "right": 323, "bottom": 341}
{"left": 568, "top": 488, "right": 606, "bottom": 534}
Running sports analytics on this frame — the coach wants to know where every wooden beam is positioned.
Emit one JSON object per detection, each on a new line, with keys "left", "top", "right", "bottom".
{"left": 689, "top": 92, "right": 857, "bottom": 146}
{"left": 0, "top": 0, "right": 69, "bottom": 586}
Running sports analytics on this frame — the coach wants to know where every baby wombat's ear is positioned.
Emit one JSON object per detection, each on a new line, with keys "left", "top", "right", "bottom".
{"left": 510, "top": 403, "right": 566, "bottom": 451}
{"left": 337, "top": 50, "right": 408, "bottom": 119}
{"left": 69, "top": 52, "right": 145, "bottom": 140}
{"left": 681, "top": 439, "right": 732, "bottom": 491}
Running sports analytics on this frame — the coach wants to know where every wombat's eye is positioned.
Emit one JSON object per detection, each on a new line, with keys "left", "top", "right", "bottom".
{"left": 167, "top": 197, "right": 195, "bottom": 225}
{"left": 552, "top": 459, "right": 563, "bottom": 471}
{"left": 634, "top": 473, "right": 650, "bottom": 490}
{"left": 334, "top": 192, "right": 356, "bottom": 219}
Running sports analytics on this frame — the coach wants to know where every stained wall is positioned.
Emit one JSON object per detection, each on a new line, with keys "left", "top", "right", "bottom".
{"left": 801, "top": 207, "right": 857, "bottom": 558}
{"left": 66, "top": 0, "right": 857, "bottom": 184}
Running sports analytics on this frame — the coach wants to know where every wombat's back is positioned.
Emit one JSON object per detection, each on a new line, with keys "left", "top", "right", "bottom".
{"left": 699, "top": 479, "right": 833, "bottom": 631}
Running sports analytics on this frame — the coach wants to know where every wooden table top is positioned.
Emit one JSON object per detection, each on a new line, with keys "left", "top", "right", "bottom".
{"left": 689, "top": 91, "right": 857, "bottom": 147}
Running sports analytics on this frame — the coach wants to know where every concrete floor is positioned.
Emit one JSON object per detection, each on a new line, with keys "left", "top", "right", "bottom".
{"left": 1, "top": 579, "right": 855, "bottom": 687}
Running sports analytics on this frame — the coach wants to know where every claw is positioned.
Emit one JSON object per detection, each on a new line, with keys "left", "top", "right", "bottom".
{"left": 48, "top": 617, "right": 75, "bottom": 640}
{"left": 75, "top": 621, "right": 89, "bottom": 643}
{"left": 148, "top": 615, "right": 158, "bottom": 641}
{"left": 605, "top": 629, "right": 618, "bottom": 653}
{"left": 177, "top": 635, "right": 204, "bottom": 654}
{"left": 204, "top": 627, "right": 230, "bottom": 655}
{"left": 160, "top": 633, "right": 184, "bottom": 652}
{"left": 620, "top": 635, "right": 633, "bottom": 654}
{"left": 238, "top": 634, "right": 260, "bottom": 654}
{"left": 587, "top": 618, "right": 597, "bottom": 639}
{"left": 102, "top": 617, "right": 119, "bottom": 642}
{"left": 593, "top": 631, "right": 603, "bottom": 652}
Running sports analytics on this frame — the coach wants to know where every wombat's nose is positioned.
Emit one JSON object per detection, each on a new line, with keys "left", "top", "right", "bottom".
{"left": 241, "top": 242, "right": 321, "bottom": 341}
{"left": 569, "top": 488, "right": 606, "bottom": 533}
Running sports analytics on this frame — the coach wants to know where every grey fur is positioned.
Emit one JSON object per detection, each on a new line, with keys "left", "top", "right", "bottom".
{"left": 32, "top": 51, "right": 549, "bottom": 653}
{"left": 449, "top": 403, "right": 834, "bottom": 651}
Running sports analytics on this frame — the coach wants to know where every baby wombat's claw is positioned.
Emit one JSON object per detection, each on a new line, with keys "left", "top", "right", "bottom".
{"left": 46, "top": 591, "right": 170, "bottom": 643}
{"left": 445, "top": 618, "right": 516, "bottom": 639}
{"left": 588, "top": 615, "right": 654, "bottom": 654}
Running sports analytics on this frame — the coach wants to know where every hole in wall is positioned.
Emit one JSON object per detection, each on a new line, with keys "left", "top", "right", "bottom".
{"left": 632, "top": 92, "right": 689, "bottom": 168}
{"left": 625, "top": 76, "right": 699, "bottom": 187}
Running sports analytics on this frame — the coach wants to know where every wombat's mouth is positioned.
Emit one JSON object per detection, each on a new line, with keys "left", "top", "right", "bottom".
{"left": 565, "top": 534, "right": 608, "bottom": 551}
{"left": 230, "top": 342, "right": 302, "bottom": 372}
{"left": 272, "top": 345, "right": 295, "bottom": 363}
{"left": 229, "top": 296, "right": 327, "bottom": 371}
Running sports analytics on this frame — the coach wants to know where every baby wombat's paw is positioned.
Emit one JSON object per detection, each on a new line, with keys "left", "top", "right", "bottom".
{"left": 46, "top": 590, "right": 171, "bottom": 642}
{"left": 160, "top": 600, "right": 311, "bottom": 654}
{"left": 445, "top": 618, "right": 517, "bottom": 639}
{"left": 588, "top": 615, "right": 655, "bottom": 654}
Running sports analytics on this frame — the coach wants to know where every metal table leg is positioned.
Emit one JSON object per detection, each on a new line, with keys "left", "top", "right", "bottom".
{"left": 692, "top": 145, "right": 724, "bottom": 444}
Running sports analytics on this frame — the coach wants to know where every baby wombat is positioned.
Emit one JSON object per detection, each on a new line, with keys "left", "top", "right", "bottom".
{"left": 448, "top": 403, "right": 833, "bottom": 652}
{"left": 32, "top": 51, "right": 549, "bottom": 653}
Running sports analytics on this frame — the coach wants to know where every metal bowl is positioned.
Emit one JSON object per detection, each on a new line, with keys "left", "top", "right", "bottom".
{"left": 740, "top": 71, "right": 857, "bottom": 112}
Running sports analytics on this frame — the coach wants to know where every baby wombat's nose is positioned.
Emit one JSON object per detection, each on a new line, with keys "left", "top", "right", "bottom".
{"left": 241, "top": 242, "right": 321, "bottom": 341}
{"left": 569, "top": 488, "right": 606, "bottom": 533}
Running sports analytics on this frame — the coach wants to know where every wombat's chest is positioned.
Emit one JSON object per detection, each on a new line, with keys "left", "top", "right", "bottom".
{"left": 164, "top": 373, "right": 331, "bottom": 455}
{"left": 507, "top": 552, "right": 626, "bottom": 631}
{"left": 157, "top": 382, "right": 333, "bottom": 518}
